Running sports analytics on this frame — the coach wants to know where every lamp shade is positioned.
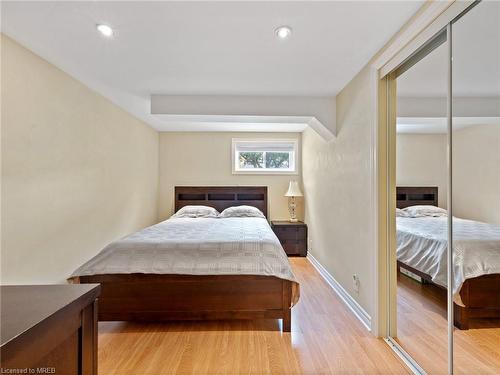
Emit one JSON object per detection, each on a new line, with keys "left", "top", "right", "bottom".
{"left": 285, "top": 181, "right": 303, "bottom": 197}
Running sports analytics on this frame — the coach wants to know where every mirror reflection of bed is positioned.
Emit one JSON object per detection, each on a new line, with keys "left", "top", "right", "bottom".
{"left": 395, "top": 182, "right": 500, "bottom": 374}
{"left": 396, "top": 186, "right": 500, "bottom": 323}
{"left": 395, "top": 122, "right": 500, "bottom": 374}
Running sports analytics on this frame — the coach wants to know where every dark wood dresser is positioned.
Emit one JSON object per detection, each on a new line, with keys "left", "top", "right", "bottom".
{"left": 1, "top": 284, "right": 101, "bottom": 375}
{"left": 271, "top": 221, "right": 308, "bottom": 257}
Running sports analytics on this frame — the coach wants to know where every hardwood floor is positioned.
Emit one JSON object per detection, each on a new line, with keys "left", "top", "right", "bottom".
{"left": 397, "top": 272, "right": 500, "bottom": 375}
{"left": 98, "top": 258, "right": 409, "bottom": 374}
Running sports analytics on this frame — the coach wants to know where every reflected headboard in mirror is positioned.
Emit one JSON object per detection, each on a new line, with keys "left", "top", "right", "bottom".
{"left": 175, "top": 186, "right": 268, "bottom": 218}
{"left": 396, "top": 186, "right": 438, "bottom": 209}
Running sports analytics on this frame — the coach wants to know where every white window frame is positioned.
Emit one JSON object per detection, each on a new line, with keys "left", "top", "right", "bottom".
{"left": 231, "top": 138, "right": 299, "bottom": 175}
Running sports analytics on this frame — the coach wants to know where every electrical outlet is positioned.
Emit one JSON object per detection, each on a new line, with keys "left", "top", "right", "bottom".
{"left": 352, "top": 274, "right": 360, "bottom": 294}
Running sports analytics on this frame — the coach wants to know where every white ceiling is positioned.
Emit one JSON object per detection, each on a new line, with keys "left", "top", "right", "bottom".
{"left": 2, "top": 1, "right": 423, "bottom": 132}
{"left": 398, "top": 0, "right": 500, "bottom": 98}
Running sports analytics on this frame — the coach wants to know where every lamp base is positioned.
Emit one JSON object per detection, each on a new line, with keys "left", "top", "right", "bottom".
{"left": 288, "top": 196, "right": 298, "bottom": 223}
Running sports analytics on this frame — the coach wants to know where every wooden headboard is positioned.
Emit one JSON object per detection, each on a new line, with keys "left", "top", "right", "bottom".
{"left": 175, "top": 186, "right": 268, "bottom": 218}
{"left": 396, "top": 186, "right": 438, "bottom": 209}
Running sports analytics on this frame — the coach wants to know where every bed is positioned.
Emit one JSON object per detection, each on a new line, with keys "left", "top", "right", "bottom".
{"left": 396, "top": 186, "right": 500, "bottom": 329}
{"left": 70, "top": 186, "right": 298, "bottom": 332}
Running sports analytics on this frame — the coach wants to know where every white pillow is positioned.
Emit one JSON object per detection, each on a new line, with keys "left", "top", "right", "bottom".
{"left": 403, "top": 205, "right": 447, "bottom": 218}
{"left": 396, "top": 208, "right": 409, "bottom": 218}
{"left": 172, "top": 205, "right": 219, "bottom": 218}
{"left": 219, "top": 205, "right": 265, "bottom": 218}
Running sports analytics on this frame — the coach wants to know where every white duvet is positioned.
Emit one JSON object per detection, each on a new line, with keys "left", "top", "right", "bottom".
{"left": 397, "top": 216, "right": 500, "bottom": 305}
{"left": 70, "top": 217, "right": 299, "bottom": 304}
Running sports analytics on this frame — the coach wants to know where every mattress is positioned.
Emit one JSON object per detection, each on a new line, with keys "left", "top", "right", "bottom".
{"left": 397, "top": 216, "right": 500, "bottom": 305}
{"left": 70, "top": 217, "right": 299, "bottom": 305}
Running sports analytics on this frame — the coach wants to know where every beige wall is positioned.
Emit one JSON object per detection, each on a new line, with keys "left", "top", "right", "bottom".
{"left": 453, "top": 124, "right": 500, "bottom": 225}
{"left": 396, "top": 125, "right": 500, "bottom": 224}
{"left": 1, "top": 35, "right": 159, "bottom": 284}
{"left": 302, "top": 65, "right": 375, "bottom": 317}
{"left": 158, "top": 132, "right": 302, "bottom": 221}
{"left": 396, "top": 134, "right": 448, "bottom": 208}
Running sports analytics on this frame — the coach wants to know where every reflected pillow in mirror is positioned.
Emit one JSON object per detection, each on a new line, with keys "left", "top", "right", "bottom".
{"left": 403, "top": 205, "right": 448, "bottom": 218}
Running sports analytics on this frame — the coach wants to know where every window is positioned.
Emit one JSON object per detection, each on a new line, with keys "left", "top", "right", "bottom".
{"left": 232, "top": 138, "right": 298, "bottom": 174}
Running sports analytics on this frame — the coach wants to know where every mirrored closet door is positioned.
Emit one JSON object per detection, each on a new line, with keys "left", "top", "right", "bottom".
{"left": 388, "top": 1, "right": 500, "bottom": 374}
{"left": 395, "top": 38, "right": 449, "bottom": 375}
{"left": 451, "top": 1, "right": 500, "bottom": 374}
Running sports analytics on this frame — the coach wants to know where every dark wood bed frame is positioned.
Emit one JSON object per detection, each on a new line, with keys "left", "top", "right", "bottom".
{"left": 76, "top": 186, "right": 294, "bottom": 332}
{"left": 397, "top": 186, "right": 500, "bottom": 329}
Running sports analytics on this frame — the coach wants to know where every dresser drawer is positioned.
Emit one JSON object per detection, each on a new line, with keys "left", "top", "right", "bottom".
{"left": 273, "top": 226, "right": 307, "bottom": 240}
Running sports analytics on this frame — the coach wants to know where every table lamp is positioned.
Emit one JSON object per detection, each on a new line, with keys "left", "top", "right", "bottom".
{"left": 285, "top": 181, "right": 303, "bottom": 222}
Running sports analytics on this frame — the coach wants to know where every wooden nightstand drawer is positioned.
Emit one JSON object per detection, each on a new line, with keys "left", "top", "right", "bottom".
{"left": 273, "top": 226, "right": 307, "bottom": 240}
{"left": 280, "top": 239, "right": 307, "bottom": 256}
{"left": 271, "top": 221, "right": 308, "bottom": 257}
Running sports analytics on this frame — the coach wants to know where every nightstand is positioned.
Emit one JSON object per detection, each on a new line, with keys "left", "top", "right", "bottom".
{"left": 271, "top": 221, "right": 308, "bottom": 257}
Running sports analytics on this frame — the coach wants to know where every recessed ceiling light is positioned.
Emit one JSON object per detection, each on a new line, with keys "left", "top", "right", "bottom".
{"left": 96, "top": 24, "right": 114, "bottom": 38}
{"left": 275, "top": 26, "right": 292, "bottom": 40}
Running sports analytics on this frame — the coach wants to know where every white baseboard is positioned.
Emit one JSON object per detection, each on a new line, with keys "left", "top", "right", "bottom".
{"left": 307, "top": 253, "right": 372, "bottom": 332}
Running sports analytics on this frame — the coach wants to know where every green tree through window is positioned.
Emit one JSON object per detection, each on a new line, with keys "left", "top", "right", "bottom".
{"left": 234, "top": 139, "right": 296, "bottom": 173}
{"left": 265, "top": 152, "right": 290, "bottom": 168}
{"left": 239, "top": 152, "right": 263, "bottom": 168}
{"left": 239, "top": 151, "right": 290, "bottom": 169}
